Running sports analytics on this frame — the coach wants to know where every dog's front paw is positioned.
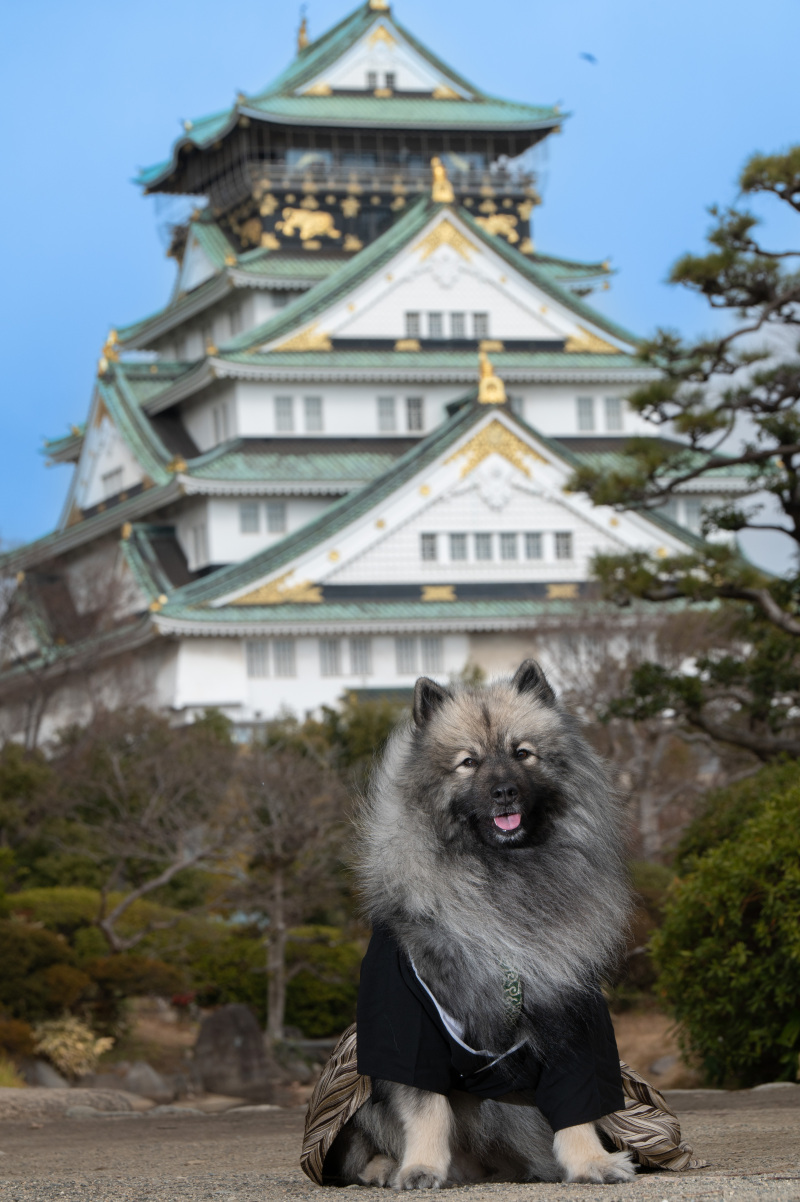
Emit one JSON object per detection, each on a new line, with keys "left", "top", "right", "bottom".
{"left": 392, "top": 1164, "right": 445, "bottom": 1190}
{"left": 566, "top": 1150, "right": 637, "bottom": 1185}
{"left": 360, "top": 1155, "right": 397, "bottom": 1187}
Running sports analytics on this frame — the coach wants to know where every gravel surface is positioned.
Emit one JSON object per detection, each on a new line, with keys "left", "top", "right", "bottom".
{"left": 0, "top": 1088, "right": 798, "bottom": 1202}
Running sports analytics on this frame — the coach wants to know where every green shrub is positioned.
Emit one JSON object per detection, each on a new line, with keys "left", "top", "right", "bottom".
{"left": 0, "top": 919, "right": 86, "bottom": 1021}
{"left": 675, "top": 759, "right": 798, "bottom": 871}
{"left": 651, "top": 780, "right": 800, "bottom": 1086}
{"left": 285, "top": 926, "right": 362, "bottom": 1037}
{"left": 187, "top": 925, "right": 267, "bottom": 1020}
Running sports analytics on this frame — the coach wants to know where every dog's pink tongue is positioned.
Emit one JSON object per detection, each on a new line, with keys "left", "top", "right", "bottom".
{"left": 494, "top": 813, "right": 521, "bottom": 831}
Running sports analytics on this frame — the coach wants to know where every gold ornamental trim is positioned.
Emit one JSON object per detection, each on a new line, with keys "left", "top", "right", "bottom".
{"left": 395, "top": 338, "right": 421, "bottom": 351}
{"left": 275, "top": 208, "right": 341, "bottom": 242}
{"left": 430, "top": 156, "right": 455, "bottom": 204}
{"left": 273, "top": 323, "right": 333, "bottom": 352}
{"left": 369, "top": 24, "right": 396, "bottom": 45}
{"left": 303, "top": 82, "right": 332, "bottom": 96}
{"left": 477, "top": 351, "right": 506, "bottom": 404}
{"left": 232, "top": 571, "right": 323, "bottom": 606}
{"left": 421, "top": 585, "right": 456, "bottom": 602}
{"left": 432, "top": 85, "right": 461, "bottom": 100}
{"left": 415, "top": 217, "right": 476, "bottom": 262}
{"left": 445, "top": 419, "right": 546, "bottom": 480}
{"left": 564, "top": 325, "right": 618, "bottom": 353}
{"left": 474, "top": 213, "right": 519, "bottom": 244}
{"left": 546, "top": 583, "right": 578, "bottom": 600}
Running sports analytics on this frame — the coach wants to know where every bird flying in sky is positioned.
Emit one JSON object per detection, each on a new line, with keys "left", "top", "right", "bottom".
{"left": 580, "top": 52, "right": 598, "bottom": 64}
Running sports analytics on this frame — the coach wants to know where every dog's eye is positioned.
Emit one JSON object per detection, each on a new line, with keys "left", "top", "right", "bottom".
{"left": 514, "top": 748, "right": 532, "bottom": 760}
{"left": 460, "top": 757, "right": 478, "bottom": 768}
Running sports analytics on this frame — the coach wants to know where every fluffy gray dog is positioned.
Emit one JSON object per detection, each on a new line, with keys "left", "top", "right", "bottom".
{"left": 325, "top": 660, "right": 636, "bottom": 1187}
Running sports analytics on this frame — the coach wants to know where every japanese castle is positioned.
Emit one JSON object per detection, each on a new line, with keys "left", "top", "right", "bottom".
{"left": 0, "top": 1, "right": 746, "bottom": 741}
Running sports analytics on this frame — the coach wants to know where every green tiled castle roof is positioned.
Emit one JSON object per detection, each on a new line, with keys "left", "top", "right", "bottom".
{"left": 137, "top": 1, "right": 561, "bottom": 192}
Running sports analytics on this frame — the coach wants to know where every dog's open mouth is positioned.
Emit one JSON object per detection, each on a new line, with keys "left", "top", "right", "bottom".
{"left": 493, "top": 813, "right": 522, "bottom": 832}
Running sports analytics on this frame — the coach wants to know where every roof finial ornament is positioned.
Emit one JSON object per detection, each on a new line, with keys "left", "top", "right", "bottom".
{"left": 368, "top": 0, "right": 390, "bottom": 9}
{"left": 297, "top": 7, "right": 309, "bottom": 51}
{"left": 478, "top": 350, "right": 507, "bottom": 404}
{"left": 430, "top": 156, "right": 454, "bottom": 204}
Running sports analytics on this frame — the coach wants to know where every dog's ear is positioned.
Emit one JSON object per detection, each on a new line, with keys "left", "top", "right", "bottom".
{"left": 413, "top": 677, "right": 450, "bottom": 726}
{"left": 512, "top": 659, "right": 556, "bottom": 706}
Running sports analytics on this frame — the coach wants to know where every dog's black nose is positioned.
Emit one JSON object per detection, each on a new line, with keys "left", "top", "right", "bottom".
{"left": 491, "top": 783, "right": 519, "bottom": 804}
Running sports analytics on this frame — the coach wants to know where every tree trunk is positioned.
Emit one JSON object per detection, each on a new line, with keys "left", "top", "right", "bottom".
{"left": 266, "top": 864, "right": 287, "bottom": 1043}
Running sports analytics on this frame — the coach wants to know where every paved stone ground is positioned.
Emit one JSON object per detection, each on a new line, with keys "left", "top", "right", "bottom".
{"left": 0, "top": 1088, "right": 798, "bottom": 1202}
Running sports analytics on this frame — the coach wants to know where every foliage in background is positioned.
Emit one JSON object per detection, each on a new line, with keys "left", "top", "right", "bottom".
{"left": 570, "top": 145, "right": 800, "bottom": 761}
{"left": 0, "top": 1053, "right": 25, "bottom": 1088}
{"left": 33, "top": 1015, "right": 113, "bottom": 1081}
{"left": 284, "top": 926, "right": 362, "bottom": 1037}
{"left": 651, "top": 768, "right": 800, "bottom": 1085}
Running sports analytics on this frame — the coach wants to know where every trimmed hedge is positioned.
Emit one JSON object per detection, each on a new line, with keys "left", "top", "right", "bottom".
{"left": 652, "top": 775, "right": 800, "bottom": 1086}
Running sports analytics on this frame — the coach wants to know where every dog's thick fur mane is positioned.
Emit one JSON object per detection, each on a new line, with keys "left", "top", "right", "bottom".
{"left": 355, "top": 668, "right": 630, "bottom": 1056}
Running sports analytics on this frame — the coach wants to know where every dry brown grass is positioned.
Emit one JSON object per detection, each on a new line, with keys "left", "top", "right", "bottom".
{"left": 611, "top": 1008, "right": 702, "bottom": 1090}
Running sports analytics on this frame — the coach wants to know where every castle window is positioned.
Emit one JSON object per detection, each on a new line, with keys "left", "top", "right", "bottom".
{"left": 474, "top": 532, "right": 493, "bottom": 561}
{"left": 421, "top": 636, "right": 443, "bottom": 674}
{"left": 450, "top": 312, "right": 466, "bottom": 339}
{"left": 555, "top": 531, "right": 574, "bottom": 560}
{"left": 525, "top": 532, "right": 543, "bottom": 560}
{"left": 500, "top": 532, "right": 518, "bottom": 560}
{"left": 576, "top": 396, "right": 595, "bottom": 432}
{"left": 406, "top": 397, "right": 424, "bottom": 431}
{"left": 384, "top": 72, "right": 396, "bottom": 89}
{"left": 395, "top": 636, "right": 417, "bottom": 674}
{"left": 191, "top": 523, "right": 208, "bottom": 566}
{"left": 239, "top": 501, "right": 260, "bottom": 533}
{"left": 450, "top": 533, "right": 467, "bottom": 561}
{"left": 405, "top": 312, "right": 421, "bottom": 338}
{"left": 420, "top": 533, "right": 438, "bottom": 562}
{"left": 473, "top": 312, "right": 489, "bottom": 339}
{"left": 428, "top": 312, "right": 444, "bottom": 339}
{"left": 266, "top": 500, "right": 287, "bottom": 533}
{"left": 273, "top": 638, "right": 296, "bottom": 677}
{"left": 275, "top": 396, "right": 294, "bottom": 432}
{"left": 229, "top": 307, "right": 242, "bottom": 337}
{"left": 245, "top": 640, "right": 269, "bottom": 678}
{"left": 508, "top": 395, "right": 524, "bottom": 417}
{"left": 683, "top": 498, "right": 702, "bottom": 533}
{"left": 212, "top": 403, "right": 229, "bottom": 442}
{"left": 304, "top": 396, "right": 324, "bottom": 432}
{"left": 378, "top": 396, "right": 396, "bottom": 432}
{"left": 350, "top": 637, "right": 372, "bottom": 676}
{"left": 367, "top": 71, "right": 378, "bottom": 89}
{"left": 605, "top": 396, "right": 623, "bottom": 431}
{"left": 101, "top": 467, "right": 123, "bottom": 498}
{"left": 320, "top": 638, "right": 341, "bottom": 676}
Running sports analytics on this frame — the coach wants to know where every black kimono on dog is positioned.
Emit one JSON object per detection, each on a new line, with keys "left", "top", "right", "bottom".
{"left": 357, "top": 925, "right": 624, "bottom": 1135}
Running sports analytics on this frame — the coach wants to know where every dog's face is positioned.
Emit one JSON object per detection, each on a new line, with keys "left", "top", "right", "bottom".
{"left": 412, "top": 660, "right": 568, "bottom": 850}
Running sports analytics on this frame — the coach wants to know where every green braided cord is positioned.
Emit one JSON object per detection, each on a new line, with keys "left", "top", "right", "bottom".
{"left": 500, "top": 964, "right": 523, "bottom": 1025}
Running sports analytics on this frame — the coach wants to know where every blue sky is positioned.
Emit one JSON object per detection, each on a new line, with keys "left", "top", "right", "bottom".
{"left": 1, "top": 0, "right": 798, "bottom": 555}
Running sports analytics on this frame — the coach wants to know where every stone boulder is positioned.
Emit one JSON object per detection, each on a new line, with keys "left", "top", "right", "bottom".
{"left": 192, "top": 1004, "right": 274, "bottom": 1101}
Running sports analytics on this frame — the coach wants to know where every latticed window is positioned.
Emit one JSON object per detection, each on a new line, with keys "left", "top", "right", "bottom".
{"left": 406, "top": 397, "right": 424, "bottom": 431}
{"left": 405, "top": 312, "right": 421, "bottom": 338}
{"left": 245, "top": 641, "right": 269, "bottom": 678}
{"left": 384, "top": 72, "right": 396, "bottom": 89}
{"left": 350, "top": 637, "right": 372, "bottom": 676}
{"left": 366, "top": 71, "right": 378, "bottom": 88}
{"left": 450, "top": 312, "right": 466, "bottom": 339}
{"left": 395, "top": 636, "right": 417, "bottom": 674}
{"left": 239, "top": 502, "right": 260, "bottom": 533}
{"left": 420, "top": 533, "right": 438, "bottom": 561}
{"left": 275, "top": 396, "right": 294, "bottom": 432}
{"left": 450, "top": 533, "right": 467, "bottom": 561}
{"left": 304, "top": 396, "right": 324, "bottom": 432}
{"left": 473, "top": 312, "right": 489, "bottom": 339}
{"left": 212, "top": 404, "right": 229, "bottom": 442}
{"left": 191, "top": 523, "right": 208, "bottom": 565}
{"left": 576, "top": 396, "right": 595, "bottom": 432}
{"left": 605, "top": 396, "right": 623, "bottom": 431}
{"left": 474, "top": 532, "right": 493, "bottom": 560}
{"left": 273, "top": 639, "right": 296, "bottom": 677}
{"left": 525, "top": 532, "right": 543, "bottom": 560}
{"left": 555, "top": 531, "right": 574, "bottom": 560}
{"left": 428, "top": 312, "right": 444, "bottom": 339}
{"left": 266, "top": 501, "right": 287, "bottom": 533}
{"left": 421, "top": 636, "right": 443, "bottom": 673}
{"left": 320, "top": 638, "right": 341, "bottom": 676}
{"left": 378, "top": 396, "right": 396, "bottom": 432}
{"left": 500, "top": 533, "right": 518, "bottom": 560}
